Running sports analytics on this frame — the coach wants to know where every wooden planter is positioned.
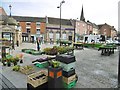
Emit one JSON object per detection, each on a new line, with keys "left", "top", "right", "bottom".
{"left": 27, "top": 82, "right": 48, "bottom": 89}
{"left": 20, "top": 66, "right": 35, "bottom": 75}
{"left": 27, "top": 70, "right": 48, "bottom": 88}
{"left": 62, "top": 74, "right": 77, "bottom": 84}
{"left": 62, "top": 69, "right": 75, "bottom": 77}
{"left": 63, "top": 80, "right": 77, "bottom": 89}
{"left": 56, "top": 54, "right": 76, "bottom": 64}
{"left": 35, "top": 61, "right": 49, "bottom": 68}
{"left": 59, "top": 62, "right": 76, "bottom": 72}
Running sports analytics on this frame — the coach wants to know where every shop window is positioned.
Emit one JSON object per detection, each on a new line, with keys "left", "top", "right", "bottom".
{"left": 56, "top": 33, "right": 60, "bottom": 40}
{"left": 49, "top": 32, "right": 53, "bottom": 39}
{"left": 27, "top": 29, "right": 30, "bottom": 33}
{"left": 62, "top": 32, "right": 67, "bottom": 40}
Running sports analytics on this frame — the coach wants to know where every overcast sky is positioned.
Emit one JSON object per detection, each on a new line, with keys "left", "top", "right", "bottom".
{"left": 1, "top": 0, "right": 119, "bottom": 30}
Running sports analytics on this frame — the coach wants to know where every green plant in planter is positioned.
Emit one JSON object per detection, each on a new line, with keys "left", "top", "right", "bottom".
{"left": 56, "top": 40, "right": 60, "bottom": 44}
{"left": 50, "top": 60, "right": 60, "bottom": 68}
{"left": 11, "top": 57, "right": 19, "bottom": 66}
{"left": 14, "top": 57, "right": 19, "bottom": 62}
{"left": 12, "top": 65, "right": 20, "bottom": 71}
{"left": 58, "top": 46, "right": 66, "bottom": 54}
{"left": 6, "top": 58, "right": 11, "bottom": 67}
{"left": 23, "top": 65, "right": 33, "bottom": 70}
{"left": 43, "top": 48, "right": 52, "bottom": 55}
{"left": 50, "top": 47, "right": 58, "bottom": 55}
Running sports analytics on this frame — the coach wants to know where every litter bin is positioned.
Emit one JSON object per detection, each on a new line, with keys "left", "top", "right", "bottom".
{"left": 48, "top": 66, "right": 63, "bottom": 88}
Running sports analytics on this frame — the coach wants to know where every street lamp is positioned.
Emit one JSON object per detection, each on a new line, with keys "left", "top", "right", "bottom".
{"left": 57, "top": 0, "right": 65, "bottom": 46}
{"left": 73, "top": 19, "right": 76, "bottom": 42}
{"left": 9, "top": 5, "right": 12, "bottom": 17}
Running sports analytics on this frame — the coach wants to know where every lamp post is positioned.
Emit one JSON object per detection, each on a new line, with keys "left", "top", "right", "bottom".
{"left": 9, "top": 5, "right": 12, "bottom": 17}
{"left": 57, "top": 0, "right": 65, "bottom": 46}
{"left": 73, "top": 19, "right": 76, "bottom": 42}
{"left": 9, "top": 5, "right": 15, "bottom": 49}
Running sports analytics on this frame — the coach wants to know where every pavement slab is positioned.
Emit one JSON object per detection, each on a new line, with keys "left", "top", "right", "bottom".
{"left": 1, "top": 43, "right": 119, "bottom": 88}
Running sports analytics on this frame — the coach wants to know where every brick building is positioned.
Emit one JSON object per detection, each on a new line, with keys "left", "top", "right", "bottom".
{"left": 12, "top": 16, "right": 74, "bottom": 43}
{"left": 98, "top": 23, "right": 117, "bottom": 39}
{"left": 45, "top": 16, "right": 74, "bottom": 43}
{"left": 92, "top": 23, "right": 99, "bottom": 35}
{"left": 13, "top": 16, "right": 45, "bottom": 42}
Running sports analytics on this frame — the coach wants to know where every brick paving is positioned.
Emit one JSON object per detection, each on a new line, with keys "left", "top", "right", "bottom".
{"left": 1, "top": 43, "right": 119, "bottom": 88}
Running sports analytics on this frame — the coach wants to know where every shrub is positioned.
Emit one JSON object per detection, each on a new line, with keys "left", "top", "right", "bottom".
{"left": 12, "top": 65, "right": 20, "bottom": 71}
{"left": 43, "top": 48, "right": 52, "bottom": 55}
{"left": 50, "top": 60, "right": 60, "bottom": 68}
{"left": 43, "top": 46, "right": 74, "bottom": 55}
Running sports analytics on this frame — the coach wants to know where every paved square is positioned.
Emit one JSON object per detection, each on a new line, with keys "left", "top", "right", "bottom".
{"left": 1, "top": 43, "right": 118, "bottom": 88}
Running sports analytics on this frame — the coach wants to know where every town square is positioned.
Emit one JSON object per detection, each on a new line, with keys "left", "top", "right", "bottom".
{"left": 0, "top": 0, "right": 120, "bottom": 89}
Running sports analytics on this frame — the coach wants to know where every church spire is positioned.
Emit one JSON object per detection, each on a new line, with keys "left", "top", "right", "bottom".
{"left": 80, "top": 5, "right": 85, "bottom": 21}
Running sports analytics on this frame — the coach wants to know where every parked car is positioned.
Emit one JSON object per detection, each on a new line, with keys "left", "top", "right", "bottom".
{"left": 106, "top": 40, "right": 114, "bottom": 43}
{"left": 113, "top": 40, "right": 120, "bottom": 45}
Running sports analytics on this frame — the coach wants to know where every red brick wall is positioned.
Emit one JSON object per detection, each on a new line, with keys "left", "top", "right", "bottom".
{"left": 87, "top": 24, "right": 93, "bottom": 35}
{"left": 40, "top": 23, "right": 46, "bottom": 34}
{"left": 19, "top": 22, "right": 26, "bottom": 33}
{"left": 100, "top": 24, "right": 111, "bottom": 37}
{"left": 30, "top": 22, "right": 36, "bottom": 34}
{"left": 76, "top": 21, "right": 87, "bottom": 35}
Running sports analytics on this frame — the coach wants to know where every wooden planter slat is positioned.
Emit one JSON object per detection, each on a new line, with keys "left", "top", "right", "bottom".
{"left": 62, "top": 74, "right": 76, "bottom": 84}
{"left": 20, "top": 66, "right": 35, "bottom": 75}
{"left": 27, "top": 70, "right": 48, "bottom": 88}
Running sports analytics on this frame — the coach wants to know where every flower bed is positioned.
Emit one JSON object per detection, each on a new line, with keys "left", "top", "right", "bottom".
{"left": 99, "top": 43, "right": 117, "bottom": 48}
{"left": 1, "top": 54, "right": 19, "bottom": 66}
{"left": 43, "top": 46, "right": 74, "bottom": 55}
{"left": 83, "top": 43, "right": 103, "bottom": 49}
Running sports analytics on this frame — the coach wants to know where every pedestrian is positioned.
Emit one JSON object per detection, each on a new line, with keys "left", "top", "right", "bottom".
{"left": 50, "top": 38, "right": 52, "bottom": 44}
{"left": 12, "top": 40, "right": 15, "bottom": 50}
{"left": 16, "top": 40, "right": 19, "bottom": 47}
{"left": 37, "top": 39, "right": 40, "bottom": 51}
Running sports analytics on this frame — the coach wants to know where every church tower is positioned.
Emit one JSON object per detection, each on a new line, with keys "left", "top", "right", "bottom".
{"left": 80, "top": 5, "right": 85, "bottom": 21}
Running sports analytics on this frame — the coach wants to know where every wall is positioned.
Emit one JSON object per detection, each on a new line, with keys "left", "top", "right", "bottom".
{"left": 19, "top": 22, "right": 26, "bottom": 33}
{"left": 100, "top": 24, "right": 111, "bottom": 38}
{"left": 30, "top": 22, "right": 36, "bottom": 34}
{"left": 46, "top": 24, "right": 74, "bottom": 43}
{"left": 76, "top": 21, "right": 87, "bottom": 35}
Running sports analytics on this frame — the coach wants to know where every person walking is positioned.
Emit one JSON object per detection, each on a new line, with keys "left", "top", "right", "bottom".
{"left": 12, "top": 40, "right": 15, "bottom": 50}
{"left": 37, "top": 39, "right": 40, "bottom": 51}
{"left": 16, "top": 40, "right": 19, "bottom": 47}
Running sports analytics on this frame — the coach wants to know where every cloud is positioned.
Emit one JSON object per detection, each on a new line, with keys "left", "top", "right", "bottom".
{"left": 1, "top": 0, "right": 119, "bottom": 29}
